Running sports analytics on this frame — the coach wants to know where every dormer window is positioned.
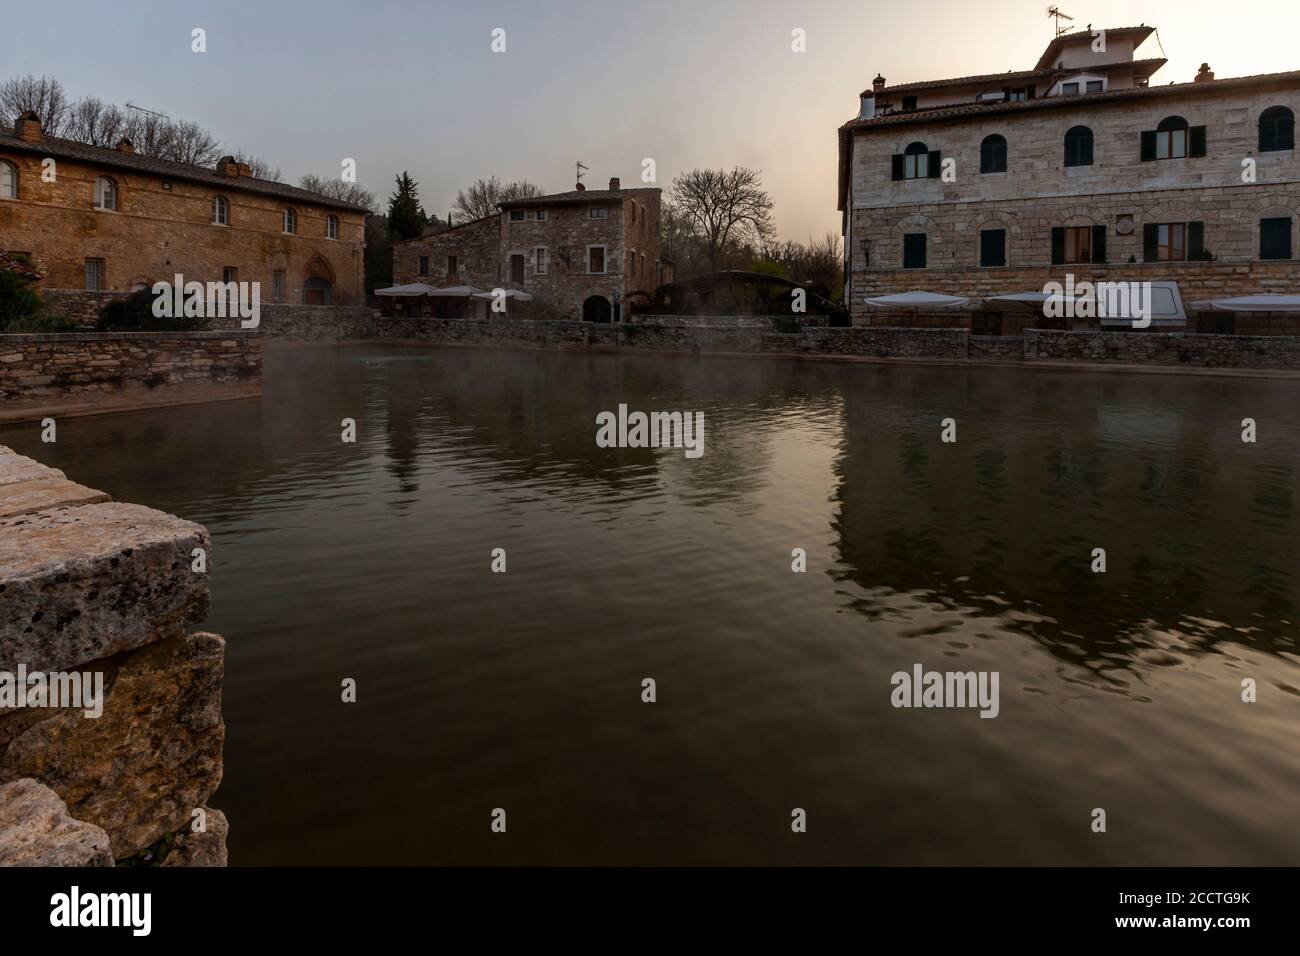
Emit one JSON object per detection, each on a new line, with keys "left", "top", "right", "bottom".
{"left": 902, "top": 95, "right": 917, "bottom": 111}
{"left": 1061, "top": 82, "right": 1080, "bottom": 96}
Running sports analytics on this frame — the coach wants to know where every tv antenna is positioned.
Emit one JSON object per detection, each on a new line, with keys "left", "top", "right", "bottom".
{"left": 124, "top": 101, "right": 170, "bottom": 120}
{"left": 576, "top": 160, "right": 588, "bottom": 187}
{"left": 1046, "top": 6, "right": 1074, "bottom": 37}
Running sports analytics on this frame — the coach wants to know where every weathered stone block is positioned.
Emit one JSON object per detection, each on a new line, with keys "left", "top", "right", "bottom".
{"left": 0, "top": 477, "right": 111, "bottom": 519}
{"left": 0, "top": 500, "right": 210, "bottom": 673}
{"left": 161, "top": 806, "right": 229, "bottom": 867}
{"left": 0, "top": 631, "right": 225, "bottom": 859}
{"left": 0, "top": 778, "right": 113, "bottom": 867}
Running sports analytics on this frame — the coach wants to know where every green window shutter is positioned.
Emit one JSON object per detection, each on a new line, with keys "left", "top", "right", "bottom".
{"left": 1050, "top": 227, "right": 1065, "bottom": 265}
{"left": 1140, "top": 130, "right": 1156, "bottom": 161}
{"left": 1091, "top": 225, "right": 1107, "bottom": 263}
{"left": 927, "top": 150, "right": 942, "bottom": 178}
{"left": 891, "top": 155, "right": 905, "bottom": 180}
{"left": 1260, "top": 217, "right": 1293, "bottom": 260}
{"left": 1143, "top": 224, "right": 1159, "bottom": 262}
{"left": 1189, "top": 126, "right": 1208, "bottom": 157}
{"left": 980, "top": 229, "right": 1006, "bottom": 267}
{"left": 1187, "top": 221, "right": 1205, "bottom": 260}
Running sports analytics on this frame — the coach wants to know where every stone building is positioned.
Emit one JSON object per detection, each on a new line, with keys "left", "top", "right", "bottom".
{"left": 393, "top": 177, "right": 663, "bottom": 321}
{"left": 838, "top": 26, "right": 1300, "bottom": 332}
{"left": 0, "top": 111, "right": 368, "bottom": 307}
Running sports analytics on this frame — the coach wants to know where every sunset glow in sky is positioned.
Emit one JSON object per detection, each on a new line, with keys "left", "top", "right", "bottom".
{"left": 4, "top": 0, "right": 1298, "bottom": 239}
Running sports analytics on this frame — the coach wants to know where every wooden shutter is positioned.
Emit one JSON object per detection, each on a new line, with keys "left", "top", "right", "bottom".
{"left": 1187, "top": 221, "right": 1205, "bottom": 260}
{"left": 891, "top": 155, "right": 905, "bottom": 180}
{"left": 1140, "top": 130, "right": 1156, "bottom": 161}
{"left": 1143, "top": 223, "right": 1159, "bottom": 262}
{"left": 927, "top": 150, "right": 942, "bottom": 178}
{"left": 1092, "top": 225, "right": 1107, "bottom": 263}
{"left": 1189, "top": 126, "right": 1207, "bottom": 157}
{"left": 1050, "top": 227, "right": 1065, "bottom": 265}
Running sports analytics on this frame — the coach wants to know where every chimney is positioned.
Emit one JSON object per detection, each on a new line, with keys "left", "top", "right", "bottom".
{"left": 575, "top": 181, "right": 586, "bottom": 191}
{"left": 216, "top": 155, "right": 242, "bottom": 177}
{"left": 14, "top": 110, "right": 42, "bottom": 142}
{"left": 609, "top": 177, "right": 621, "bottom": 191}
{"left": 872, "top": 74, "right": 886, "bottom": 92}
{"left": 1195, "top": 63, "right": 1215, "bottom": 83}
{"left": 115, "top": 137, "right": 135, "bottom": 155}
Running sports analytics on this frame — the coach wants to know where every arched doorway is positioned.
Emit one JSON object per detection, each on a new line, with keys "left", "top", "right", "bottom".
{"left": 583, "top": 295, "right": 612, "bottom": 323}
{"left": 303, "top": 277, "right": 333, "bottom": 305}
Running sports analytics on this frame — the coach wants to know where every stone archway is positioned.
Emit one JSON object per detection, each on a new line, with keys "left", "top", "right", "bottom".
{"left": 302, "top": 254, "right": 336, "bottom": 305}
{"left": 583, "top": 295, "right": 612, "bottom": 323}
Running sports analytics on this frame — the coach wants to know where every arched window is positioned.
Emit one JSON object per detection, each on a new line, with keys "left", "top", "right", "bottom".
{"left": 282, "top": 207, "right": 296, "bottom": 234}
{"left": 980, "top": 134, "right": 1007, "bottom": 174}
{"left": 903, "top": 141, "right": 929, "bottom": 179}
{"left": 0, "top": 160, "right": 16, "bottom": 199}
{"left": 1155, "top": 116, "right": 1189, "bottom": 158}
{"left": 326, "top": 214, "right": 338, "bottom": 239}
{"left": 94, "top": 176, "right": 117, "bottom": 211}
{"left": 1064, "top": 126, "right": 1093, "bottom": 167}
{"left": 1260, "top": 106, "right": 1296, "bottom": 152}
{"left": 212, "top": 195, "right": 229, "bottom": 226}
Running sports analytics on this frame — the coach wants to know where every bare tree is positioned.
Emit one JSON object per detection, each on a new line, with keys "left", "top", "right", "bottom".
{"left": 163, "top": 119, "right": 222, "bottom": 167}
{"left": 453, "top": 176, "right": 545, "bottom": 223}
{"left": 65, "top": 97, "right": 128, "bottom": 147}
{"left": 298, "top": 173, "right": 378, "bottom": 212}
{"left": 0, "top": 74, "right": 70, "bottom": 135}
{"left": 670, "top": 167, "right": 775, "bottom": 272}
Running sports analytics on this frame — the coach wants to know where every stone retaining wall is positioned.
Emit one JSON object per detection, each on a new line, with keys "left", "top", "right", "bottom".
{"left": 1023, "top": 329, "right": 1300, "bottom": 367}
{"left": 257, "top": 303, "right": 377, "bottom": 340}
{"left": 0, "top": 445, "right": 227, "bottom": 866}
{"left": 0, "top": 330, "right": 261, "bottom": 403}
{"left": 40, "top": 289, "right": 133, "bottom": 326}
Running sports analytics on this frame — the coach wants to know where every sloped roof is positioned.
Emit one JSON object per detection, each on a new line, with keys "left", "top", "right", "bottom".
{"left": 869, "top": 57, "right": 1167, "bottom": 98}
{"left": 0, "top": 129, "right": 370, "bottom": 213}
{"left": 1035, "top": 25, "right": 1155, "bottom": 71}
{"left": 498, "top": 187, "right": 660, "bottom": 208}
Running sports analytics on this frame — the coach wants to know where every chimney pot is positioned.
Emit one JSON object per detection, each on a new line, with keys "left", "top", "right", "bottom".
{"left": 575, "top": 182, "right": 586, "bottom": 191}
{"left": 1194, "top": 63, "right": 1214, "bottom": 83}
{"left": 872, "top": 74, "right": 886, "bottom": 91}
{"left": 609, "top": 177, "right": 620, "bottom": 191}
{"left": 115, "top": 137, "right": 135, "bottom": 155}
{"left": 14, "top": 110, "right": 42, "bottom": 142}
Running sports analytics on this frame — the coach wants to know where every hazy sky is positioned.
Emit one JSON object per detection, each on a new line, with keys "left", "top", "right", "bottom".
{"left": 4, "top": 0, "right": 1298, "bottom": 239}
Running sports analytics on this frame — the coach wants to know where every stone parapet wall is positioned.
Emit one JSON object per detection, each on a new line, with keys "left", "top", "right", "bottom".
{"left": 1023, "top": 329, "right": 1300, "bottom": 366}
{"left": 0, "top": 330, "right": 261, "bottom": 402}
{"left": 257, "top": 303, "right": 378, "bottom": 340}
{"left": 0, "top": 445, "right": 227, "bottom": 866}
{"left": 40, "top": 289, "right": 132, "bottom": 325}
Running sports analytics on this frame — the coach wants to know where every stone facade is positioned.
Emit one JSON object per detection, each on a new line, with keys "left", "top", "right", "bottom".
{"left": 0, "top": 445, "right": 227, "bottom": 865}
{"left": 0, "top": 115, "right": 368, "bottom": 304}
{"left": 0, "top": 330, "right": 261, "bottom": 403}
{"left": 840, "top": 30, "right": 1300, "bottom": 328}
{"left": 393, "top": 180, "right": 663, "bottom": 321}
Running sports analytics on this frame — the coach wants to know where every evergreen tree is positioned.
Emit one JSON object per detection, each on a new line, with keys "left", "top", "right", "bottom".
{"left": 387, "top": 171, "right": 427, "bottom": 242}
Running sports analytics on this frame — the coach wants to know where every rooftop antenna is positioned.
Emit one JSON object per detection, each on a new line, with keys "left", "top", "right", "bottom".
{"left": 575, "top": 160, "right": 588, "bottom": 187}
{"left": 124, "top": 101, "right": 170, "bottom": 120}
{"left": 1046, "top": 6, "right": 1074, "bottom": 38}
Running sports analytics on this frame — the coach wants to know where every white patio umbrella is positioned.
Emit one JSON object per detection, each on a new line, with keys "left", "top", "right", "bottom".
{"left": 374, "top": 282, "right": 440, "bottom": 296}
{"left": 982, "top": 292, "right": 1081, "bottom": 310}
{"left": 471, "top": 289, "right": 533, "bottom": 301}
{"left": 1187, "top": 294, "right": 1300, "bottom": 312}
{"left": 865, "top": 290, "right": 971, "bottom": 309}
{"left": 424, "top": 285, "right": 485, "bottom": 297}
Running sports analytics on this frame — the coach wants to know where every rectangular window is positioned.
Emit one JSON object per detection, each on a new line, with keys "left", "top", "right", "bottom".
{"left": 1061, "top": 82, "right": 1080, "bottom": 96}
{"left": 535, "top": 210, "right": 547, "bottom": 221}
{"left": 535, "top": 247, "right": 547, "bottom": 274}
{"left": 902, "top": 95, "right": 917, "bottom": 111}
{"left": 1063, "top": 226, "right": 1092, "bottom": 264}
{"left": 447, "top": 255, "right": 458, "bottom": 277}
{"left": 222, "top": 266, "right": 238, "bottom": 284}
{"left": 589, "top": 207, "right": 608, "bottom": 219}
{"left": 1260, "top": 217, "right": 1293, "bottom": 260}
{"left": 904, "top": 151, "right": 928, "bottom": 179}
{"left": 85, "top": 258, "right": 104, "bottom": 291}
{"left": 1156, "top": 223, "right": 1187, "bottom": 261}
{"left": 510, "top": 254, "right": 526, "bottom": 284}
{"left": 273, "top": 270, "right": 286, "bottom": 300}
{"left": 979, "top": 229, "right": 1006, "bottom": 267}
{"left": 588, "top": 245, "right": 606, "bottom": 273}
{"left": 510, "top": 210, "right": 525, "bottom": 222}
{"left": 1085, "top": 80, "right": 1104, "bottom": 93}
{"left": 1008, "top": 88, "right": 1027, "bottom": 102}
{"left": 1156, "top": 127, "right": 1187, "bottom": 159}
{"left": 418, "top": 256, "right": 429, "bottom": 276}
{"left": 902, "top": 233, "right": 927, "bottom": 269}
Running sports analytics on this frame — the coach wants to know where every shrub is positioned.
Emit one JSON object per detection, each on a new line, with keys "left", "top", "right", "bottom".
{"left": 96, "top": 289, "right": 207, "bottom": 332}
{"left": 0, "top": 268, "right": 47, "bottom": 332}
